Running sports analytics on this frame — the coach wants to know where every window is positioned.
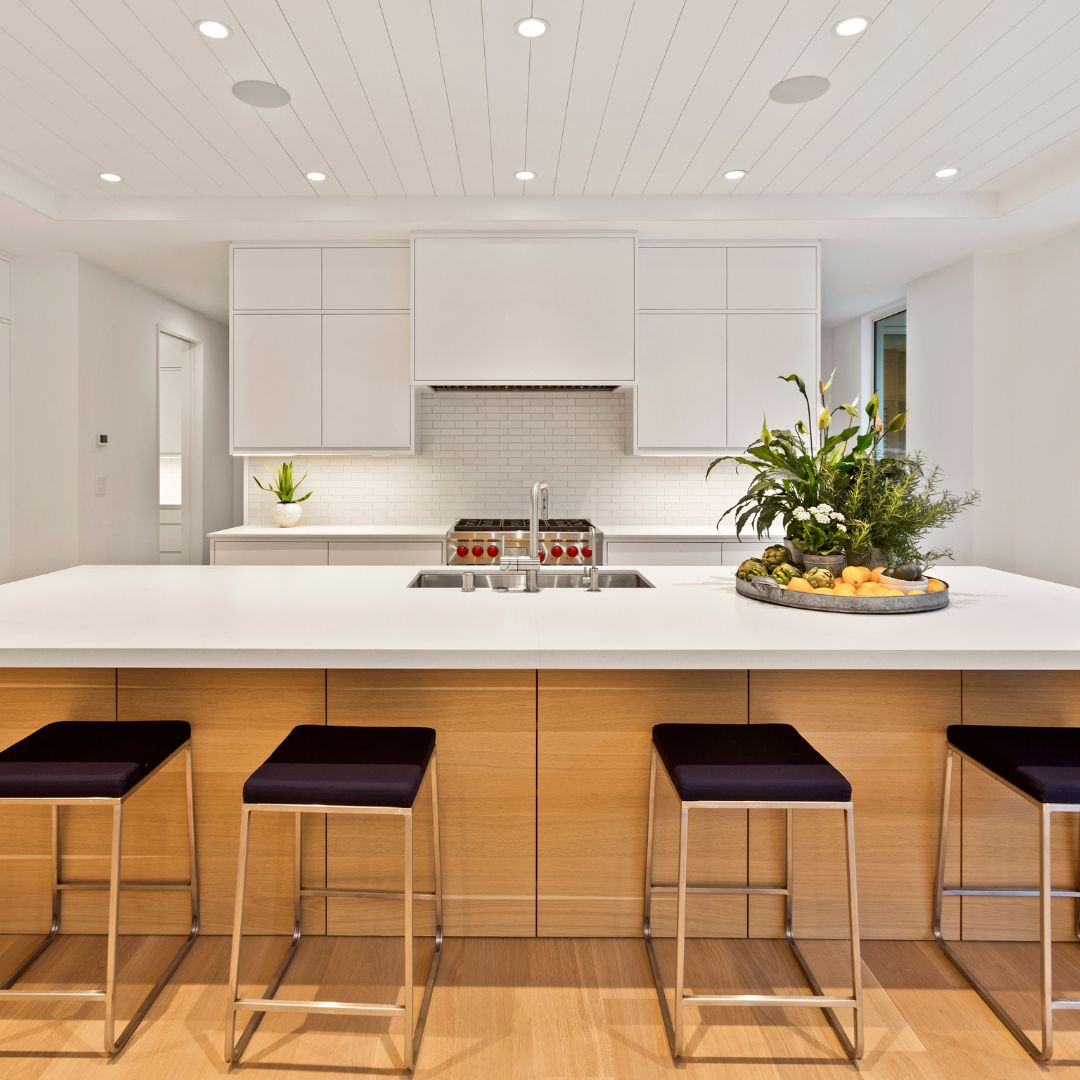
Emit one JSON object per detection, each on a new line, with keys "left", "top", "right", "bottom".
{"left": 874, "top": 309, "right": 906, "bottom": 455}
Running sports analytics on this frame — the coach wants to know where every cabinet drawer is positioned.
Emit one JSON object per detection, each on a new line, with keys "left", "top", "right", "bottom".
{"left": 321, "top": 247, "right": 410, "bottom": 310}
{"left": 232, "top": 248, "right": 321, "bottom": 310}
{"left": 726, "top": 247, "right": 817, "bottom": 310}
{"left": 329, "top": 541, "right": 445, "bottom": 566}
{"left": 604, "top": 540, "right": 725, "bottom": 566}
{"left": 638, "top": 247, "right": 726, "bottom": 309}
{"left": 213, "top": 541, "right": 329, "bottom": 566}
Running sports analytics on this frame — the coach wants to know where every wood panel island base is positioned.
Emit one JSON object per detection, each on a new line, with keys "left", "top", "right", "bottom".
{"left": 2, "top": 665, "right": 1078, "bottom": 945}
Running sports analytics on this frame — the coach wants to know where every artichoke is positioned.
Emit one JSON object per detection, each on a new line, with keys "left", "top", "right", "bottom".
{"left": 761, "top": 544, "right": 789, "bottom": 572}
{"left": 736, "top": 558, "right": 767, "bottom": 582}
{"left": 771, "top": 563, "right": 801, "bottom": 586}
{"left": 803, "top": 567, "right": 835, "bottom": 590}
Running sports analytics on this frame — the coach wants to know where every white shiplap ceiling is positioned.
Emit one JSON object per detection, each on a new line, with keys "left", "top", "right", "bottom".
{"left": 0, "top": 0, "right": 1078, "bottom": 204}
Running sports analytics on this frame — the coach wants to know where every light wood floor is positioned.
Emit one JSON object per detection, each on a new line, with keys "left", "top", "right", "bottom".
{"left": 2, "top": 934, "right": 1080, "bottom": 1078}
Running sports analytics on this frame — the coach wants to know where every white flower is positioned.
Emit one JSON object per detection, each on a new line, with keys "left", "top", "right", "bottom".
{"left": 812, "top": 510, "right": 831, "bottom": 523}
{"left": 836, "top": 523, "right": 847, "bottom": 533}
{"left": 830, "top": 510, "right": 845, "bottom": 522}
{"left": 814, "top": 503, "right": 833, "bottom": 514}
{"left": 792, "top": 507, "right": 811, "bottom": 521}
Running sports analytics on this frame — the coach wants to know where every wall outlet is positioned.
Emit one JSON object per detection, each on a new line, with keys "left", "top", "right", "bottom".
{"left": 96, "top": 433, "right": 108, "bottom": 447}
{"left": 95, "top": 477, "right": 107, "bottom": 495}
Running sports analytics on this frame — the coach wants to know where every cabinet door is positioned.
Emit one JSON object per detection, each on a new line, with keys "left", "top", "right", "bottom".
{"left": 322, "top": 314, "right": 412, "bottom": 450}
{"left": 213, "top": 541, "right": 329, "bottom": 565}
{"left": 726, "top": 313, "right": 817, "bottom": 448}
{"left": 726, "top": 247, "right": 817, "bottom": 310}
{"left": 232, "top": 315, "right": 322, "bottom": 450}
{"left": 321, "top": 247, "right": 410, "bottom": 310}
{"left": 329, "top": 541, "right": 444, "bottom": 565}
{"left": 638, "top": 247, "right": 726, "bottom": 309}
{"left": 232, "top": 248, "right": 321, "bottom": 310}
{"left": 636, "top": 313, "right": 726, "bottom": 452}
{"left": 604, "top": 540, "right": 726, "bottom": 566}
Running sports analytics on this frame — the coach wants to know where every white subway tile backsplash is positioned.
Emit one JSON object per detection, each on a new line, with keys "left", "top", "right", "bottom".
{"left": 246, "top": 391, "right": 746, "bottom": 526}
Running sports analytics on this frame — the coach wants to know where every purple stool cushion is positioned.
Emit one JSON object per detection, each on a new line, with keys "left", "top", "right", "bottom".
{"left": 652, "top": 723, "right": 851, "bottom": 803}
{"left": 948, "top": 724, "right": 1080, "bottom": 804}
{"left": 0, "top": 720, "right": 190, "bottom": 799}
{"left": 243, "top": 725, "right": 436, "bottom": 808}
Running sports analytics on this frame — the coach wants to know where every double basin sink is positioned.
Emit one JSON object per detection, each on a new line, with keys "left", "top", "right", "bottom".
{"left": 407, "top": 568, "right": 654, "bottom": 590}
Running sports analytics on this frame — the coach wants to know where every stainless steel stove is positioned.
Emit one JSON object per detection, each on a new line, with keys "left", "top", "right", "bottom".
{"left": 446, "top": 518, "right": 601, "bottom": 566}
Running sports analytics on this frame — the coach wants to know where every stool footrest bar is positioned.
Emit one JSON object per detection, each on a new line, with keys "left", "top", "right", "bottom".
{"left": 650, "top": 883, "right": 788, "bottom": 896}
{"left": 299, "top": 886, "right": 437, "bottom": 900}
{"left": 942, "top": 885, "right": 1080, "bottom": 899}
{"left": 0, "top": 988, "right": 106, "bottom": 1001}
{"left": 683, "top": 993, "right": 856, "bottom": 1009}
{"left": 235, "top": 997, "right": 404, "bottom": 1018}
{"left": 57, "top": 879, "right": 195, "bottom": 893}
{"left": 1052, "top": 1000, "right": 1080, "bottom": 1011}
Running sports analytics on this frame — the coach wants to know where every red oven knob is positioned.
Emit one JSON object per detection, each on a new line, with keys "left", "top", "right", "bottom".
{"left": 582, "top": 546, "right": 593, "bottom": 559}
{"left": 472, "top": 545, "right": 484, "bottom": 558}
{"left": 456, "top": 545, "right": 469, "bottom": 558}
{"left": 566, "top": 545, "right": 579, "bottom": 558}
{"left": 538, "top": 550, "right": 546, "bottom": 561}
{"left": 550, "top": 545, "right": 563, "bottom": 559}
{"left": 487, "top": 545, "right": 499, "bottom": 558}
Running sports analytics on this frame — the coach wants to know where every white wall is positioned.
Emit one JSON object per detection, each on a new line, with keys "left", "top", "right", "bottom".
{"left": 10, "top": 256, "right": 235, "bottom": 578}
{"left": 823, "top": 317, "right": 862, "bottom": 410}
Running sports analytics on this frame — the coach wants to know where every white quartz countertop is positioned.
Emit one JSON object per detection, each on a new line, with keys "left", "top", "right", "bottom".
{"left": 0, "top": 565, "right": 1075, "bottom": 671}
{"left": 209, "top": 525, "right": 448, "bottom": 540}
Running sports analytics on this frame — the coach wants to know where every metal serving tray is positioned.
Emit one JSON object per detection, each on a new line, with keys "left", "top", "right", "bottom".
{"left": 735, "top": 575, "right": 950, "bottom": 614}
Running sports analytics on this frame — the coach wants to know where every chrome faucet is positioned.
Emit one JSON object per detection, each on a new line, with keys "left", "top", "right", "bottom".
{"left": 529, "top": 481, "right": 549, "bottom": 560}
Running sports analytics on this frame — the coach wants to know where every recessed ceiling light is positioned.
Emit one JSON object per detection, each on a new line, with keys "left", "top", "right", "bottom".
{"left": 723, "top": 169, "right": 747, "bottom": 180}
{"left": 196, "top": 19, "right": 230, "bottom": 39}
{"left": 515, "top": 169, "right": 536, "bottom": 181}
{"left": 232, "top": 80, "right": 291, "bottom": 108}
{"left": 834, "top": 16, "right": 869, "bottom": 37}
{"left": 770, "top": 75, "right": 831, "bottom": 104}
{"left": 515, "top": 17, "right": 548, "bottom": 38}
{"left": 305, "top": 171, "right": 327, "bottom": 183}
{"left": 935, "top": 167, "right": 959, "bottom": 178}
{"left": 98, "top": 172, "right": 122, "bottom": 183}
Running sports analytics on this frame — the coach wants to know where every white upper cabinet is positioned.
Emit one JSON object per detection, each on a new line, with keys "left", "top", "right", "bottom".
{"left": 322, "top": 247, "right": 410, "bottom": 310}
{"left": 232, "top": 247, "right": 321, "bottom": 310}
{"left": 322, "top": 314, "right": 412, "bottom": 451}
{"left": 726, "top": 313, "right": 818, "bottom": 448}
{"left": 636, "top": 313, "right": 726, "bottom": 452}
{"left": 726, "top": 247, "right": 817, "bottom": 310}
{"left": 413, "top": 235, "right": 635, "bottom": 384}
{"left": 638, "top": 247, "right": 726, "bottom": 310}
{"left": 232, "top": 314, "right": 322, "bottom": 450}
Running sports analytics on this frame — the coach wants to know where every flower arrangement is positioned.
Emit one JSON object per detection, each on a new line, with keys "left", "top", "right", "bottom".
{"left": 788, "top": 503, "right": 848, "bottom": 557}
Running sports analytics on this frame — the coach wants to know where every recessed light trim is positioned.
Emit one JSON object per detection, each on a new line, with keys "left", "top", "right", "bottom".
{"left": 834, "top": 16, "right": 869, "bottom": 37}
{"left": 935, "top": 167, "right": 959, "bottom": 178}
{"left": 232, "top": 80, "right": 291, "bottom": 108}
{"left": 723, "top": 169, "right": 747, "bottom": 180}
{"left": 98, "top": 172, "right": 122, "bottom": 183}
{"left": 305, "top": 171, "right": 327, "bottom": 183}
{"left": 515, "top": 17, "right": 548, "bottom": 38}
{"left": 770, "top": 75, "right": 831, "bottom": 104}
{"left": 196, "top": 19, "right": 230, "bottom": 39}
{"left": 515, "top": 169, "right": 536, "bottom": 181}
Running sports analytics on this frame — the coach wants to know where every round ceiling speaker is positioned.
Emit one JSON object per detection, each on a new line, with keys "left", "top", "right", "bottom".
{"left": 232, "top": 80, "right": 291, "bottom": 108}
{"left": 769, "top": 75, "right": 830, "bottom": 105}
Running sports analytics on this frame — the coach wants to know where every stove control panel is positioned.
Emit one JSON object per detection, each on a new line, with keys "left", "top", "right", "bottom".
{"left": 445, "top": 526, "right": 601, "bottom": 567}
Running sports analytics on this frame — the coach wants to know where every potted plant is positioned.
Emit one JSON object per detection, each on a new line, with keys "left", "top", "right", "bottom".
{"left": 253, "top": 461, "right": 313, "bottom": 528}
{"left": 843, "top": 452, "right": 979, "bottom": 575}
{"left": 707, "top": 372, "right": 900, "bottom": 568}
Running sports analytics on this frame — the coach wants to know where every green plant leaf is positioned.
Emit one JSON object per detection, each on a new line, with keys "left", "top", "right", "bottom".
{"left": 886, "top": 411, "right": 908, "bottom": 433}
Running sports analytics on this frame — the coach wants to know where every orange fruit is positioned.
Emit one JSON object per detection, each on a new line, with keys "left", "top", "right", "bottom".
{"left": 880, "top": 587, "right": 904, "bottom": 596}
{"left": 927, "top": 578, "right": 947, "bottom": 593}
{"left": 842, "top": 566, "right": 871, "bottom": 586}
{"left": 856, "top": 583, "right": 879, "bottom": 597}
{"left": 834, "top": 583, "right": 857, "bottom": 596}
{"left": 787, "top": 577, "right": 813, "bottom": 593}
{"left": 813, "top": 586, "right": 834, "bottom": 594}
{"left": 870, "top": 566, "right": 887, "bottom": 583}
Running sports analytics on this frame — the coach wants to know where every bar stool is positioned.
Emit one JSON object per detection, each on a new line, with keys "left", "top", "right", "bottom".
{"left": 225, "top": 724, "right": 442, "bottom": 1071}
{"left": 934, "top": 724, "right": 1080, "bottom": 1062}
{"left": 644, "top": 723, "right": 863, "bottom": 1061}
{"left": 0, "top": 720, "right": 199, "bottom": 1054}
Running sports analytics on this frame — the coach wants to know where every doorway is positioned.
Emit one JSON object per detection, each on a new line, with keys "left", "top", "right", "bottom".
{"left": 157, "top": 330, "right": 200, "bottom": 563}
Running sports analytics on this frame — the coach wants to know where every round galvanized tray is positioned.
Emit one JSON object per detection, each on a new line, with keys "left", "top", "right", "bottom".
{"left": 736, "top": 575, "right": 950, "bottom": 614}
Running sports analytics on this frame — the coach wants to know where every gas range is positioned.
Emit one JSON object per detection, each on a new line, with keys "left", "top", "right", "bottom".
{"left": 446, "top": 518, "right": 601, "bottom": 566}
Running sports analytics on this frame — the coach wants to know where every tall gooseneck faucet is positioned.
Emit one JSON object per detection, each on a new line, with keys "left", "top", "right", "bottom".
{"left": 529, "top": 481, "right": 549, "bottom": 560}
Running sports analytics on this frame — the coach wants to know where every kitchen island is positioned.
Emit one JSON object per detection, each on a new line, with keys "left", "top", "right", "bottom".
{"left": 0, "top": 563, "right": 1075, "bottom": 949}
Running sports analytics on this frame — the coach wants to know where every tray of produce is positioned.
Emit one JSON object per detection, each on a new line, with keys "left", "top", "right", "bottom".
{"left": 735, "top": 547, "right": 949, "bottom": 614}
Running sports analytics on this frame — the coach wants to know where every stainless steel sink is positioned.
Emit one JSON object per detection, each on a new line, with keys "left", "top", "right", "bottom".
{"left": 407, "top": 569, "right": 654, "bottom": 590}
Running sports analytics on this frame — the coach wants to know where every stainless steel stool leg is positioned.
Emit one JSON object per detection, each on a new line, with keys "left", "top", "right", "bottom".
{"left": 225, "top": 806, "right": 253, "bottom": 1064}
{"left": 103, "top": 801, "right": 124, "bottom": 1055}
{"left": 673, "top": 803, "right": 689, "bottom": 1059}
{"left": 403, "top": 808, "right": 415, "bottom": 1071}
{"left": 1040, "top": 805, "right": 1053, "bottom": 1061}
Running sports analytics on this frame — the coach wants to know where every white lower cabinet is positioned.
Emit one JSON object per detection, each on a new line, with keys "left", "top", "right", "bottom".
{"left": 329, "top": 541, "right": 444, "bottom": 566}
{"left": 605, "top": 539, "right": 763, "bottom": 566}
{"left": 213, "top": 541, "right": 329, "bottom": 566}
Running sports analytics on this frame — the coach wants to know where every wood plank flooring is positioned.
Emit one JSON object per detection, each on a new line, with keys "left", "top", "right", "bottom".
{"left": 2, "top": 936, "right": 1080, "bottom": 1077}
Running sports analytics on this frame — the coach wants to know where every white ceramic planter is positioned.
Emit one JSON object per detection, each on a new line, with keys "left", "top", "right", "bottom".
{"left": 272, "top": 502, "right": 303, "bottom": 528}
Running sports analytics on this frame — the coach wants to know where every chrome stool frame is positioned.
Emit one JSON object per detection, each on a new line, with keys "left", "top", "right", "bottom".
{"left": 225, "top": 752, "right": 443, "bottom": 1072}
{"left": 0, "top": 740, "right": 199, "bottom": 1055}
{"left": 643, "top": 747, "right": 864, "bottom": 1061}
{"left": 933, "top": 741, "right": 1080, "bottom": 1062}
